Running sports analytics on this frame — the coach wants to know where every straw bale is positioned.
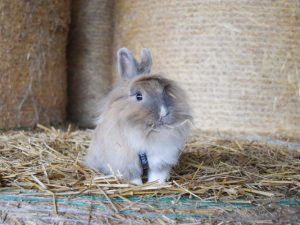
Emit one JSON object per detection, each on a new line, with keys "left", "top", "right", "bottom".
{"left": 0, "top": 0, "right": 70, "bottom": 129}
{"left": 0, "top": 194, "right": 299, "bottom": 224}
{"left": 67, "top": 0, "right": 114, "bottom": 128}
{"left": 113, "top": 0, "right": 300, "bottom": 139}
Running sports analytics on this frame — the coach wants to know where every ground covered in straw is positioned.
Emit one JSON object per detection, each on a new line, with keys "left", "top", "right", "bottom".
{"left": 0, "top": 125, "right": 299, "bottom": 224}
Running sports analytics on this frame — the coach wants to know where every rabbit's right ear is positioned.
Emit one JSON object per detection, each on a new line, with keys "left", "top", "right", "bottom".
{"left": 117, "top": 48, "right": 138, "bottom": 80}
{"left": 139, "top": 48, "right": 152, "bottom": 74}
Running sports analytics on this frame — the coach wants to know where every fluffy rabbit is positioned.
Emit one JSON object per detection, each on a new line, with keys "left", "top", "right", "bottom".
{"left": 85, "top": 48, "right": 192, "bottom": 184}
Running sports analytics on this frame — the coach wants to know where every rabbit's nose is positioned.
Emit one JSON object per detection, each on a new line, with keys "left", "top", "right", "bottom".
{"left": 159, "top": 105, "right": 169, "bottom": 118}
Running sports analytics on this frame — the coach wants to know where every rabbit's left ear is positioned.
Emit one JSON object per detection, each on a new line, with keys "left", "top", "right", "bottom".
{"left": 117, "top": 48, "right": 139, "bottom": 80}
{"left": 138, "top": 48, "right": 152, "bottom": 75}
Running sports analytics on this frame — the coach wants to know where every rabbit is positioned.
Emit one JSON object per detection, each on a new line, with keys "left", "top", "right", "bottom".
{"left": 85, "top": 47, "right": 192, "bottom": 184}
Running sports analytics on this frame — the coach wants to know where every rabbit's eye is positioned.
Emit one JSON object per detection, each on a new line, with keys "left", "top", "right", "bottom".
{"left": 136, "top": 92, "right": 143, "bottom": 101}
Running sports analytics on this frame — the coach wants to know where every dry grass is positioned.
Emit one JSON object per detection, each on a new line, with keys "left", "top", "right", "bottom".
{"left": 1, "top": 125, "right": 300, "bottom": 223}
{"left": 0, "top": 124, "right": 299, "bottom": 202}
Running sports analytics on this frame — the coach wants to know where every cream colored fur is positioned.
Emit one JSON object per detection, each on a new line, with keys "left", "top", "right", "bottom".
{"left": 85, "top": 48, "right": 192, "bottom": 184}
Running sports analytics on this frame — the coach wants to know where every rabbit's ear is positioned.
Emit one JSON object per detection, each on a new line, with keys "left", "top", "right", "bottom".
{"left": 117, "top": 48, "right": 139, "bottom": 80}
{"left": 139, "top": 48, "right": 152, "bottom": 74}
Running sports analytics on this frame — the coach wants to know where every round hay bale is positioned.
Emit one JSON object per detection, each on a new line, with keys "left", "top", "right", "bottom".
{"left": 113, "top": 0, "right": 300, "bottom": 139}
{"left": 0, "top": 0, "right": 70, "bottom": 129}
{"left": 67, "top": 0, "right": 114, "bottom": 128}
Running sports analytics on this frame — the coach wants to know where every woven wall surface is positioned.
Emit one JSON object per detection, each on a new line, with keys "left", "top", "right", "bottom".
{"left": 67, "top": 0, "right": 114, "bottom": 128}
{"left": 0, "top": 0, "right": 70, "bottom": 129}
{"left": 113, "top": 0, "right": 300, "bottom": 138}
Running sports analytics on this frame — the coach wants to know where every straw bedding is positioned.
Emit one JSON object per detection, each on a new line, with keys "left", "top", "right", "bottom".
{"left": 0, "top": 125, "right": 299, "bottom": 223}
{"left": 1, "top": 125, "right": 299, "bottom": 199}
